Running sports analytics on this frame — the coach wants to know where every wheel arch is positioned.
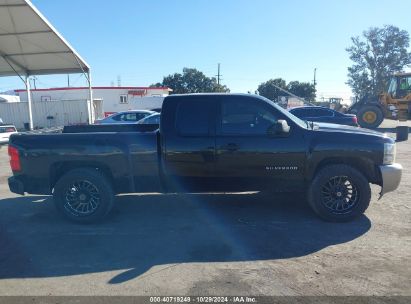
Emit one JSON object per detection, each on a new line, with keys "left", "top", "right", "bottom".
{"left": 310, "top": 157, "right": 380, "bottom": 184}
{"left": 50, "top": 161, "right": 115, "bottom": 192}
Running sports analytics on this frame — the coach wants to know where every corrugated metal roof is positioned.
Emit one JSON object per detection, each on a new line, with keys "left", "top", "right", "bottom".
{"left": 0, "top": 0, "right": 89, "bottom": 77}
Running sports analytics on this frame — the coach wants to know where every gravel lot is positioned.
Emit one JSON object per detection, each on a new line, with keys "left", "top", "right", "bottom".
{"left": 0, "top": 121, "right": 410, "bottom": 296}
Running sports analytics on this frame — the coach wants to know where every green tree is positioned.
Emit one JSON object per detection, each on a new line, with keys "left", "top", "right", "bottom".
{"left": 287, "top": 81, "right": 316, "bottom": 101}
{"left": 346, "top": 25, "right": 411, "bottom": 98}
{"left": 152, "top": 68, "right": 229, "bottom": 94}
{"left": 256, "top": 78, "right": 287, "bottom": 101}
{"left": 149, "top": 83, "right": 163, "bottom": 88}
{"left": 257, "top": 78, "right": 316, "bottom": 101}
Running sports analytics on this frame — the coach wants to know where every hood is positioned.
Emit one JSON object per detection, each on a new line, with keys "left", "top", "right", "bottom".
{"left": 313, "top": 122, "right": 388, "bottom": 137}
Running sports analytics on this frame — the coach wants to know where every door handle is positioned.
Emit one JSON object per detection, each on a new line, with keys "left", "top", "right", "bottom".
{"left": 223, "top": 143, "right": 239, "bottom": 152}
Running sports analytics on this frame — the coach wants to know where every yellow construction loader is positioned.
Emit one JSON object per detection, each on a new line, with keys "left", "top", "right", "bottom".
{"left": 348, "top": 72, "right": 411, "bottom": 128}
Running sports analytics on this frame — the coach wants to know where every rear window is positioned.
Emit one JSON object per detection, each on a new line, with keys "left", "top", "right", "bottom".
{"left": 0, "top": 126, "right": 16, "bottom": 133}
{"left": 176, "top": 100, "right": 210, "bottom": 136}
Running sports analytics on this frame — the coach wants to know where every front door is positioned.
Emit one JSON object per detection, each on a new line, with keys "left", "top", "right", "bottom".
{"left": 214, "top": 95, "right": 307, "bottom": 192}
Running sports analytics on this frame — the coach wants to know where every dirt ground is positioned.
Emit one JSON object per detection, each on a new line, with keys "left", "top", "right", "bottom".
{"left": 0, "top": 120, "right": 410, "bottom": 296}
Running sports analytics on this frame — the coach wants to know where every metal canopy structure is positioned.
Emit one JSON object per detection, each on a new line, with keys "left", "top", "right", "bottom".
{"left": 0, "top": 0, "right": 93, "bottom": 129}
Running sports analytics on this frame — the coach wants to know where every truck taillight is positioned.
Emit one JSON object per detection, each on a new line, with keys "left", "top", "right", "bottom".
{"left": 8, "top": 146, "right": 21, "bottom": 172}
{"left": 353, "top": 116, "right": 358, "bottom": 125}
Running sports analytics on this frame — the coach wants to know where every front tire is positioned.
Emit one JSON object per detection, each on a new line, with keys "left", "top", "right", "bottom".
{"left": 308, "top": 164, "right": 371, "bottom": 222}
{"left": 53, "top": 168, "right": 114, "bottom": 223}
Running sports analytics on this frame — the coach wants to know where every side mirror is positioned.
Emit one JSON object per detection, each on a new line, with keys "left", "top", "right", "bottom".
{"left": 268, "top": 120, "right": 290, "bottom": 136}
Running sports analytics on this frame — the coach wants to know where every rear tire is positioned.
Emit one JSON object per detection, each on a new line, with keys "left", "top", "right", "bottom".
{"left": 308, "top": 164, "right": 371, "bottom": 222}
{"left": 357, "top": 105, "right": 384, "bottom": 128}
{"left": 53, "top": 168, "right": 114, "bottom": 223}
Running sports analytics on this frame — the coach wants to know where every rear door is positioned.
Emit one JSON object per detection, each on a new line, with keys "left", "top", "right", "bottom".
{"left": 162, "top": 96, "right": 216, "bottom": 191}
{"left": 214, "top": 95, "right": 307, "bottom": 191}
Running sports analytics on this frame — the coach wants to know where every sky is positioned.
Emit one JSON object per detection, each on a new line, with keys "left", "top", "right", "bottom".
{"left": 1, "top": 0, "right": 411, "bottom": 103}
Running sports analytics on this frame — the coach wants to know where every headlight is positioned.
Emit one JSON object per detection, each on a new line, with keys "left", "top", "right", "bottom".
{"left": 383, "top": 143, "right": 396, "bottom": 165}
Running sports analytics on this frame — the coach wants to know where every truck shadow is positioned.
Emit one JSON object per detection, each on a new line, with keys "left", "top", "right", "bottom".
{"left": 0, "top": 193, "right": 371, "bottom": 284}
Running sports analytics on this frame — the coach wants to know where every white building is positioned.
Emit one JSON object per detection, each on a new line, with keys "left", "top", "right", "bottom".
{"left": 15, "top": 86, "right": 171, "bottom": 117}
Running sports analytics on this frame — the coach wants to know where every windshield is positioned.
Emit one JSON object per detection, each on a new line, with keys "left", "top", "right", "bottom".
{"left": 256, "top": 95, "right": 308, "bottom": 129}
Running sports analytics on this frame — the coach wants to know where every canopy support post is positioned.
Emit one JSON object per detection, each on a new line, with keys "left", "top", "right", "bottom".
{"left": 73, "top": 54, "right": 93, "bottom": 124}
{"left": 86, "top": 71, "right": 93, "bottom": 124}
{"left": 25, "top": 75, "right": 34, "bottom": 131}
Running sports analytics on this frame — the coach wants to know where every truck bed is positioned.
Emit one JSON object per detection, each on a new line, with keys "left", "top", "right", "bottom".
{"left": 9, "top": 130, "right": 161, "bottom": 195}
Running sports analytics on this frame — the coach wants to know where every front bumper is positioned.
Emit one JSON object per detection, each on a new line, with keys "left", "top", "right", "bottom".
{"left": 8, "top": 176, "right": 25, "bottom": 195}
{"left": 379, "top": 163, "right": 403, "bottom": 197}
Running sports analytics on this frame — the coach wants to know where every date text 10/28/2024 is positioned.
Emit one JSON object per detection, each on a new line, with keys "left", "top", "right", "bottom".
{"left": 150, "top": 297, "right": 257, "bottom": 303}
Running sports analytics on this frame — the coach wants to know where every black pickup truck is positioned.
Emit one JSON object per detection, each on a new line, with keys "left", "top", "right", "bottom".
{"left": 8, "top": 94, "right": 403, "bottom": 223}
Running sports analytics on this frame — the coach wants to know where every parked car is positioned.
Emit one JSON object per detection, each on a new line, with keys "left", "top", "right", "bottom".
{"left": 95, "top": 110, "right": 154, "bottom": 124}
{"left": 137, "top": 113, "right": 161, "bottom": 125}
{"left": 289, "top": 106, "right": 358, "bottom": 127}
{"left": 0, "top": 125, "right": 18, "bottom": 144}
{"left": 8, "top": 94, "right": 403, "bottom": 223}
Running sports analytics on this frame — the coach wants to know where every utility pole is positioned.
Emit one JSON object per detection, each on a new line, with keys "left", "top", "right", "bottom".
{"left": 313, "top": 68, "right": 317, "bottom": 89}
{"left": 67, "top": 74, "right": 70, "bottom": 87}
{"left": 216, "top": 63, "right": 222, "bottom": 86}
{"left": 25, "top": 76, "right": 34, "bottom": 130}
{"left": 31, "top": 76, "right": 37, "bottom": 90}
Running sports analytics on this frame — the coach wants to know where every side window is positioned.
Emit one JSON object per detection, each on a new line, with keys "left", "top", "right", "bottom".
{"left": 176, "top": 101, "right": 210, "bottom": 136}
{"left": 220, "top": 98, "right": 277, "bottom": 135}
{"left": 111, "top": 114, "right": 122, "bottom": 121}
{"left": 315, "top": 109, "right": 334, "bottom": 117}
{"left": 291, "top": 109, "right": 307, "bottom": 118}
{"left": 135, "top": 113, "right": 147, "bottom": 121}
{"left": 0, "top": 126, "right": 17, "bottom": 132}
{"left": 123, "top": 113, "right": 137, "bottom": 121}
{"left": 305, "top": 109, "right": 318, "bottom": 117}
{"left": 404, "top": 77, "right": 411, "bottom": 90}
{"left": 114, "top": 113, "right": 137, "bottom": 121}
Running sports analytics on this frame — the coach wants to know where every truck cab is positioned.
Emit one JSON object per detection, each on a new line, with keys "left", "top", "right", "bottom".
{"left": 160, "top": 94, "right": 307, "bottom": 192}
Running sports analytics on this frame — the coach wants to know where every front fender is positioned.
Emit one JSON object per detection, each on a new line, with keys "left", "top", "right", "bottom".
{"left": 305, "top": 140, "right": 382, "bottom": 184}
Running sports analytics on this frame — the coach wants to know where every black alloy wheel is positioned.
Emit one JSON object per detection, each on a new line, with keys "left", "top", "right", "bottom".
{"left": 64, "top": 180, "right": 101, "bottom": 216}
{"left": 321, "top": 175, "right": 359, "bottom": 214}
